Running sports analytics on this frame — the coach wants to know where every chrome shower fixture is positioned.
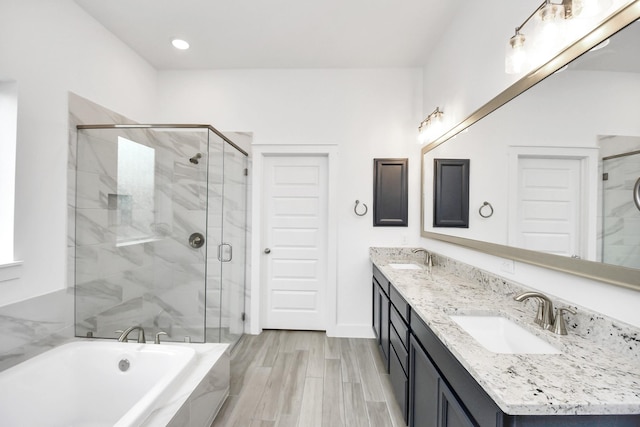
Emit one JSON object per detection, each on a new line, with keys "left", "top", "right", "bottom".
{"left": 189, "top": 153, "right": 202, "bottom": 164}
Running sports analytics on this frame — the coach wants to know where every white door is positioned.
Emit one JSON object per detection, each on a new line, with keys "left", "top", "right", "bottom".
{"left": 514, "top": 157, "right": 583, "bottom": 257}
{"left": 261, "top": 155, "right": 328, "bottom": 330}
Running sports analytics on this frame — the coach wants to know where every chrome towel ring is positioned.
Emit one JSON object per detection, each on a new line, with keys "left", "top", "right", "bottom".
{"left": 354, "top": 200, "right": 368, "bottom": 216}
{"left": 479, "top": 201, "right": 494, "bottom": 218}
{"left": 634, "top": 177, "right": 640, "bottom": 212}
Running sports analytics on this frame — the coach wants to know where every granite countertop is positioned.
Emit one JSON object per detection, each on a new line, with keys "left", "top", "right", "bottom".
{"left": 370, "top": 248, "right": 640, "bottom": 416}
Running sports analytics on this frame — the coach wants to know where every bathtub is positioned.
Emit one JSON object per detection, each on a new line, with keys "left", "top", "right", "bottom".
{"left": 0, "top": 340, "right": 229, "bottom": 427}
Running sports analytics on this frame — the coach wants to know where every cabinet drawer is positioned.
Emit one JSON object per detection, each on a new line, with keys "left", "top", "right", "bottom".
{"left": 390, "top": 285, "right": 410, "bottom": 322}
{"left": 390, "top": 326, "right": 408, "bottom": 375}
{"left": 390, "top": 305, "right": 409, "bottom": 350}
{"left": 373, "top": 265, "right": 389, "bottom": 295}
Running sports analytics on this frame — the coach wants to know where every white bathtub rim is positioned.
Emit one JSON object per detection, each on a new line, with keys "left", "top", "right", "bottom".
{"left": 140, "top": 341, "right": 230, "bottom": 426}
{"left": 0, "top": 339, "right": 230, "bottom": 427}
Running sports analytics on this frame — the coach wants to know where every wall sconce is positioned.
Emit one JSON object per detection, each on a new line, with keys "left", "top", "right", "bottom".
{"left": 505, "top": 0, "right": 615, "bottom": 74}
{"left": 418, "top": 107, "right": 444, "bottom": 144}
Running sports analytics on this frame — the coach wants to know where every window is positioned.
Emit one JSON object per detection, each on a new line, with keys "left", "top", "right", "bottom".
{"left": 0, "top": 80, "right": 18, "bottom": 266}
{"left": 114, "top": 136, "right": 156, "bottom": 245}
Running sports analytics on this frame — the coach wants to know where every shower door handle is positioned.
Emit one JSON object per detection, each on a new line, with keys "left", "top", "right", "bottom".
{"left": 218, "top": 243, "right": 233, "bottom": 263}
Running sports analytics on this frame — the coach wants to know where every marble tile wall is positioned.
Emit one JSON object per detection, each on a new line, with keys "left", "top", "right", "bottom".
{"left": 601, "top": 151, "right": 640, "bottom": 269}
{"left": 74, "top": 125, "right": 211, "bottom": 342}
{"left": 70, "top": 95, "right": 249, "bottom": 345}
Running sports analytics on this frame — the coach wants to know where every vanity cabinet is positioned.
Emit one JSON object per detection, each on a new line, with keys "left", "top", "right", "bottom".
{"left": 372, "top": 264, "right": 640, "bottom": 427}
{"left": 373, "top": 265, "right": 498, "bottom": 427}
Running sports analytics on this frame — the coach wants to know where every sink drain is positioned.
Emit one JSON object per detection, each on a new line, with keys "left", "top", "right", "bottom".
{"left": 118, "top": 359, "right": 130, "bottom": 372}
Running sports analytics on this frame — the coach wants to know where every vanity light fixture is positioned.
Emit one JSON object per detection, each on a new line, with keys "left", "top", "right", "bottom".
{"left": 505, "top": 0, "right": 615, "bottom": 74}
{"left": 418, "top": 107, "right": 444, "bottom": 144}
{"left": 171, "top": 38, "right": 190, "bottom": 50}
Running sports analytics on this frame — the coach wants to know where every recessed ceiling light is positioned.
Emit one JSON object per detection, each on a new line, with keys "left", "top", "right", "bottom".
{"left": 171, "top": 39, "right": 190, "bottom": 50}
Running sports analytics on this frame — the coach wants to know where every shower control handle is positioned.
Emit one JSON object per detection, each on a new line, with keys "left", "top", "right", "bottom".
{"left": 264, "top": 248, "right": 271, "bottom": 254}
{"left": 189, "top": 233, "right": 205, "bottom": 249}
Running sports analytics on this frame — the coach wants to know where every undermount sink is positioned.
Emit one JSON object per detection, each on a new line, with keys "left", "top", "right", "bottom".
{"left": 388, "top": 263, "right": 422, "bottom": 270}
{"left": 450, "top": 315, "right": 561, "bottom": 354}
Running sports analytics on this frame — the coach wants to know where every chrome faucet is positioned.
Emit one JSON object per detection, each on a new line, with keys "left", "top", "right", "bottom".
{"left": 514, "top": 292, "right": 555, "bottom": 330}
{"left": 514, "top": 292, "right": 578, "bottom": 335}
{"left": 117, "top": 326, "right": 146, "bottom": 343}
{"left": 412, "top": 248, "right": 433, "bottom": 270}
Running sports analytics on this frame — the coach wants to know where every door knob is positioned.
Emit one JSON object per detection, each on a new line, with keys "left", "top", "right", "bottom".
{"left": 264, "top": 248, "right": 271, "bottom": 254}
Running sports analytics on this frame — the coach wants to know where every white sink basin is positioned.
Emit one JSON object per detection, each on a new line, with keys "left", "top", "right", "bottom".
{"left": 450, "top": 315, "right": 561, "bottom": 354}
{"left": 388, "top": 263, "right": 422, "bottom": 270}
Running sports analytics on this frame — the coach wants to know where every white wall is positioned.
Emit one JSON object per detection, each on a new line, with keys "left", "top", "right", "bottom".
{"left": 0, "top": 0, "right": 157, "bottom": 305}
{"left": 420, "top": 0, "right": 640, "bottom": 327}
{"left": 155, "top": 69, "right": 424, "bottom": 336}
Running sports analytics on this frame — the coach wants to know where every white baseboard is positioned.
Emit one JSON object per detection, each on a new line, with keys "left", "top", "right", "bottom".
{"left": 329, "top": 323, "right": 376, "bottom": 339}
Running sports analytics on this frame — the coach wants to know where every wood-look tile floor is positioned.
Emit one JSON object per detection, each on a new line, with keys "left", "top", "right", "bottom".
{"left": 211, "top": 330, "right": 406, "bottom": 427}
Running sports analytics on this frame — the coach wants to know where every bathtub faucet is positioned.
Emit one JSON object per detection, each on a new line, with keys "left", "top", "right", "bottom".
{"left": 117, "top": 326, "right": 146, "bottom": 343}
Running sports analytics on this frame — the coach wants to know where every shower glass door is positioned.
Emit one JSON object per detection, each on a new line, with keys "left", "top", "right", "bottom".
{"left": 602, "top": 151, "right": 640, "bottom": 269}
{"left": 206, "top": 131, "right": 248, "bottom": 344}
{"left": 75, "top": 126, "right": 210, "bottom": 342}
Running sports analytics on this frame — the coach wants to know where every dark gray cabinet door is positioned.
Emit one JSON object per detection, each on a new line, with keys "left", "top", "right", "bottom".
{"left": 379, "top": 286, "right": 390, "bottom": 371}
{"left": 390, "top": 341, "right": 409, "bottom": 424}
{"left": 409, "top": 335, "right": 439, "bottom": 427}
{"left": 373, "top": 278, "right": 381, "bottom": 341}
{"left": 373, "top": 158, "right": 408, "bottom": 226}
{"left": 439, "top": 380, "right": 475, "bottom": 427}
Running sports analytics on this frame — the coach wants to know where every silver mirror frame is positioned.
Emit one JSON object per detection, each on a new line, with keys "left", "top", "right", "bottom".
{"left": 421, "top": 1, "right": 640, "bottom": 291}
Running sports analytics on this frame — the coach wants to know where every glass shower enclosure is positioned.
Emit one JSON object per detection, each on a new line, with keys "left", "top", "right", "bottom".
{"left": 602, "top": 150, "right": 640, "bottom": 269}
{"left": 74, "top": 125, "right": 247, "bottom": 346}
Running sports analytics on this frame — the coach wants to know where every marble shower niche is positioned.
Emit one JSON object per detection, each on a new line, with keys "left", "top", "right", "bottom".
{"left": 72, "top": 119, "right": 248, "bottom": 346}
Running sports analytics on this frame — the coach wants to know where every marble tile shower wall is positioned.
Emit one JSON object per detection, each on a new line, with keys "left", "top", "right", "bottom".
{"left": 74, "top": 126, "right": 212, "bottom": 342}
{"left": 597, "top": 135, "right": 640, "bottom": 269}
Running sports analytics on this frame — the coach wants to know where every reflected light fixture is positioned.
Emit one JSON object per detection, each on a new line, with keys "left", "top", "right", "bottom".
{"left": 505, "top": 0, "right": 615, "bottom": 74}
{"left": 171, "top": 38, "right": 190, "bottom": 50}
{"left": 418, "top": 107, "right": 444, "bottom": 144}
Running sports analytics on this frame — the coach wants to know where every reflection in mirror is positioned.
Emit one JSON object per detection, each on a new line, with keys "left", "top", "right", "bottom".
{"left": 421, "top": 4, "right": 640, "bottom": 288}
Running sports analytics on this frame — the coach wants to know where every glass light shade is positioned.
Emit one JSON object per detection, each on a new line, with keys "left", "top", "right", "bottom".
{"left": 418, "top": 127, "right": 429, "bottom": 144}
{"left": 572, "top": 0, "right": 613, "bottom": 18}
{"left": 429, "top": 119, "right": 444, "bottom": 141}
{"left": 505, "top": 33, "right": 527, "bottom": 74}
{"left": 538, "top": 1, "right": 566, "bottom": 22}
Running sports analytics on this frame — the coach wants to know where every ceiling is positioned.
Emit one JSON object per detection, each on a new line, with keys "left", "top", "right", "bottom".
{"left": 74, "top": 0, "right": 463, "bottom": 70}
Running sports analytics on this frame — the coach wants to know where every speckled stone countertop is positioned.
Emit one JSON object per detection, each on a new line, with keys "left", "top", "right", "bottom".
{"left": 370, "top": 247, "right": 640, "bottom": 416}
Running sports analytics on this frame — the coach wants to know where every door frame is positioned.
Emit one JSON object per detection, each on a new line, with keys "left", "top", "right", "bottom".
{"left": 249, "top": 144, "right": 338, "bottom": 336}
{"left": 507, "top": 146, "right": 599, "bottom": 261}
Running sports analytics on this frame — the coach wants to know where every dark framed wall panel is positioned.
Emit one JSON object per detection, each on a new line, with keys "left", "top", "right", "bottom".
{"left": 433, "top": 159, "right": 469, "bottom": 228}
{"left": 373, "top": 158, "right": 408, "bottom": 227}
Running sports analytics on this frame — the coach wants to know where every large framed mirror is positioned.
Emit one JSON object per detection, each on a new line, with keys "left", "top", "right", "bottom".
{"left": 421, "top": 1, "right": 640, "bottom": 290}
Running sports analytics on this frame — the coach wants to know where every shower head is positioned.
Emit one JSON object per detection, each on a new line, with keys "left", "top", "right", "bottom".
{"left": 189, "top": 153, "right": 202, "bottom": 165}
